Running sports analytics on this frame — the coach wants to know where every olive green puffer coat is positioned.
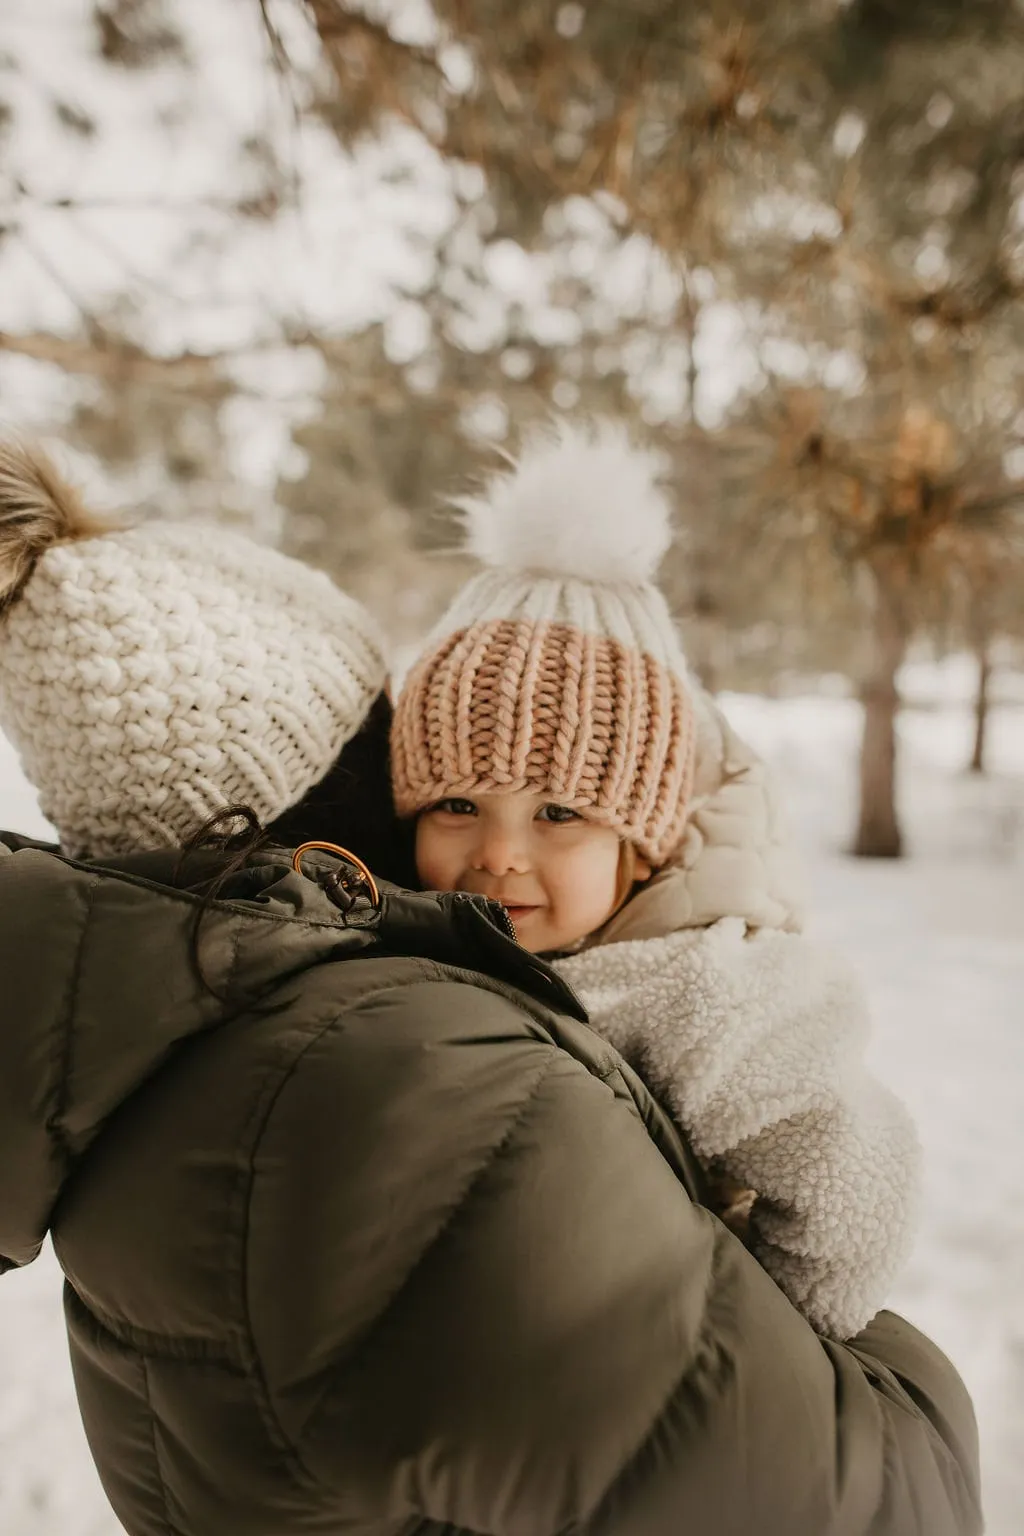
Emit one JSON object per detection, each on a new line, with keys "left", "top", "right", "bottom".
{"left": 0, "top": 842, "right": 982, "bottom": 1536}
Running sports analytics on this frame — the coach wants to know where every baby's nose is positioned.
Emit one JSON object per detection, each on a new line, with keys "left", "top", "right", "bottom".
{"left": 475, "top": 826, "right": 529, "bottom": 876}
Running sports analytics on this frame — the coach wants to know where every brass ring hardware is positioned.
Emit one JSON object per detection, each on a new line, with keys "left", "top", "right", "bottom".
{"left": 291, "top": 841, "right": 381, "bottom": 912}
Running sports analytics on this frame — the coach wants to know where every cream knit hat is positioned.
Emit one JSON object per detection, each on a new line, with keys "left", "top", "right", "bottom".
{"left": 0, "top": 442, "right": 387, "bottom": 858}
{"left": 391, "top": 421, "right": 697, "bottom": 865}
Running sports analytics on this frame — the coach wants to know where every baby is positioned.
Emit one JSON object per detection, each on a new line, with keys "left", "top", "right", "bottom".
{"left": 391, "top": 420, "right": 920, "bottom": 1341}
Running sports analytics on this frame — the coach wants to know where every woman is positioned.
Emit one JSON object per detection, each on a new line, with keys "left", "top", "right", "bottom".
{"left": 0, "top": 442, "right": 982, "bottom": 1534}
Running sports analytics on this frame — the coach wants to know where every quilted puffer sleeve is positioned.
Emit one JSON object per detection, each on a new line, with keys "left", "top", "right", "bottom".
{"left": 0, "top": 848, "right": 221, "bottom": 1270}
{"left": 0, "top": 846, "right": 100, "bottom": 1269}
{"left": 259, "top": 979, "right": 980, "bottom": 1536}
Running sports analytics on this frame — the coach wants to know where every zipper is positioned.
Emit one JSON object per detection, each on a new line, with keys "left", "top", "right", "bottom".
{"left": 458, "top": 895, "right": 588, "bottom": 1021}
{"left": 491, "top": 901, "right": 518, "bottom": 944}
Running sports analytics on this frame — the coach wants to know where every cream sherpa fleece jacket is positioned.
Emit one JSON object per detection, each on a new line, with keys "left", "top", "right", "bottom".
{"left": 555, "top": 694, "right": 921, "bottom": 1340}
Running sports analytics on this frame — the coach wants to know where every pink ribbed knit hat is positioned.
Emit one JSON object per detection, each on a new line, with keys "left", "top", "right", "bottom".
{"left": 391, "top": 420, "right": 697, "bottom": 865}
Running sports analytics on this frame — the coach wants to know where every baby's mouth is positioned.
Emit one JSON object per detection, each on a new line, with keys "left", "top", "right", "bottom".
{"left": 501, "top": 903, "right": 541, "bottom": 922}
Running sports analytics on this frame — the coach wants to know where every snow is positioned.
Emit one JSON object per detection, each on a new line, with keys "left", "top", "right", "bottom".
{"left": 721, "top": 680, "right": 1024, "bottom": 1536}
{"left": 2, "top": 6, "right": 1020, "bottom": 1527}
{"left": 1, "top": 669, "right": 1021, "bottom": 1532}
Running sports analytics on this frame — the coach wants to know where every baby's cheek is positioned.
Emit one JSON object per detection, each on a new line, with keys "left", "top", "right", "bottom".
{"left": 561, "top": 850, "right": 620, "bottom": 927}
{"left": 419, "top": 859, "right": 457, "bottom": 893}
{"left": 414, "top": 829, "right": 454, "bottom": 892}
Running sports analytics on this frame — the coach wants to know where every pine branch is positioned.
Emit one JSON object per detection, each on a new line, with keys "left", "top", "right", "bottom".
{"left": 0, "top": 331, "right": 229, "bottom": 393}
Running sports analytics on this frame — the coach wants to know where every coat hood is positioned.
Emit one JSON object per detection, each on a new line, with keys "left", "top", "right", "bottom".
{"left": 587, "top": 691, "right": 808, "bottom": 947}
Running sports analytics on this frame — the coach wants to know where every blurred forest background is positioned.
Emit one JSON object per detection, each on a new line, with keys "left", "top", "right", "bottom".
{"left": 7, "top": 13, "right": 1024, "bottom": 1533}
{"left": 2, "top": 0, "right": 1023, "bottom": 857}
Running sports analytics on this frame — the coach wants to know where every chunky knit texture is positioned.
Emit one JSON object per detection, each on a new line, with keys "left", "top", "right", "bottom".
{"left": 0, "top": 506, "right": 387, "bottom": 858}
{"left": 591, "top": 690, "right": 808, "bottom": 942}
{"left": 392, "top": 422, "right": 697, "bottom": 860}
{"left": 393, "top": 616, "right": 695, "bottom": 864}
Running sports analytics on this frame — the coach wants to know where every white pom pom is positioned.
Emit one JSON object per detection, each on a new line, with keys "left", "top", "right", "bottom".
{"left": 455, "top": 420, "right": 672, "bottom": 585}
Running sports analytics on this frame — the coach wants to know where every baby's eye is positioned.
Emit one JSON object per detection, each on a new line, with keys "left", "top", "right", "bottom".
{"left": 536, "top": 803, "right": 583, "bottom": 824}
{"left": 431, "top": 797, "right": 478, "bottom": 816}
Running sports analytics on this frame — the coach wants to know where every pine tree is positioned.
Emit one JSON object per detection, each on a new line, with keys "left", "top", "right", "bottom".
{"left": 302, "top": 0, "right": 1024, "bottom": 853}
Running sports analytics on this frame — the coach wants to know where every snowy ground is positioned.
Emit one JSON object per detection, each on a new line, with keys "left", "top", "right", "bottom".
{"left": 1, "top": 663, "right": 1022, "bottom": 1534}
{"left": 723, "top": 672, "right": 1024, "bottom": 1536}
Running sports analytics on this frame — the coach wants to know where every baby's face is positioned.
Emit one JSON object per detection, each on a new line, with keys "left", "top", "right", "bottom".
{"left": 416, "top": 789, "right": 645, "bottom": 954}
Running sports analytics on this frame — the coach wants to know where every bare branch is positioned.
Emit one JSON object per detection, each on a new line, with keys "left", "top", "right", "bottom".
{"left": 0, "top": 331, "right": 229, "bottom": 393}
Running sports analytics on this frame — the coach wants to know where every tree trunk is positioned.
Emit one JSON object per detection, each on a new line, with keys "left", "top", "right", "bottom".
{"left": 969, "top": 636, "right": 992, "bottom": 775}
{"left": 853, "top": 567, "right": 907, "bottom": 858}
